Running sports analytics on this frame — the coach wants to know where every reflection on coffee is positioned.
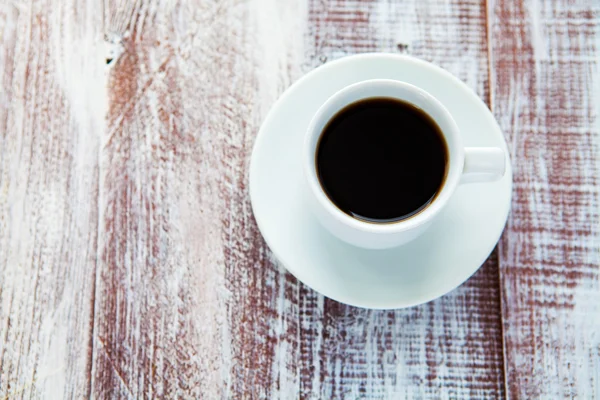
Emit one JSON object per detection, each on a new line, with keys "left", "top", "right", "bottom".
{"left": 316, "top": 98, "right": 448, "bottom": 223}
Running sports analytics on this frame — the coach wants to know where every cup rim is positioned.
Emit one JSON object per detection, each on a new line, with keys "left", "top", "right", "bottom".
{"left": 303, "top": 79, "right": 464, "bottom": 234}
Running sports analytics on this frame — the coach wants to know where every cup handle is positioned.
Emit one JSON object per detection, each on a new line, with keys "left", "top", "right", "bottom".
{"left": 460, "top": 147, "right": 506, "bottom": 184}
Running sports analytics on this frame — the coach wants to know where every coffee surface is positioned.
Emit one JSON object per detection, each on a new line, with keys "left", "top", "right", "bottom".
{"left": 316, "top": 98, "right": 448, "bottom": 223}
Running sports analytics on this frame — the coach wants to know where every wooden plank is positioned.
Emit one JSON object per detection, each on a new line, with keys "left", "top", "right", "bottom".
{"left": 0, "top": 0, "right": 104, "bottom": 398}
{"left": 93, "top": 0, "right": 306, "bottom": 397}
{"left": 491, "top": 0, "right": 600, "bottom": 398}
{"left": 299, "top": 0, "right": 506, "bottom": 398}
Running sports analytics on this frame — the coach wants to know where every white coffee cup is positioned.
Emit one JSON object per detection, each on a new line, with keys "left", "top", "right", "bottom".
{"left": 303, "top": 79, "right": 506, "bottom": 249}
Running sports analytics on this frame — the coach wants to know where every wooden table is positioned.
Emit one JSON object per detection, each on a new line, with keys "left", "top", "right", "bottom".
{"left": 1, "top": 0, "right": 599, "bottom": 398}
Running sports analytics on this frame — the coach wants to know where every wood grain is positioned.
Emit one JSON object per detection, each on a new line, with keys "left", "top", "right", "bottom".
{"left": 1, "top": 0, "right": 599, "bottom": 397}
{"left": 491, "top": 0, "right": 600, "bottom": 398}
{"left": 93, "top": 0, "right": 306, "bottom": 398}
{"left": 0, "top": 0, "right": 104, "bottom": 398}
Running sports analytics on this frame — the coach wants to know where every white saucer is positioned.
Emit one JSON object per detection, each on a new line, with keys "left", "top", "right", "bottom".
{"left": 249, "top": 54, "right": 512, "bottom": 309}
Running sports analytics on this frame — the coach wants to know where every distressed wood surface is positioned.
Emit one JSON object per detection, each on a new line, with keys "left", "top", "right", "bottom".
{"left": 0, "top": 0, "right": 598, "bottom": 399}
{"left": 0, "top": 0, "right": 104, "bottom": 398}
{"left": 491, "top": 0, "right": 600, "bottom": 398}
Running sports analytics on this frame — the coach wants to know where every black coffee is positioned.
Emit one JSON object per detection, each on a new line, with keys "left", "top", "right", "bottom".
{"left": 316, "top": 98, "right": 448, "bottom": 223}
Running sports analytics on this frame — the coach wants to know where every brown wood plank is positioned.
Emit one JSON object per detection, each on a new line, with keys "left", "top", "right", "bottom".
{"left": 93, "top": 0, "right": 306, "bottom": 397}
{"left": 301, "top": 0, "right": 506, "bottom": 398}
{"left": 491, "top": 0, "right": 600, "bottom": 397}
{"left": 0, "top": 0, "right": 104, "bottom": 397}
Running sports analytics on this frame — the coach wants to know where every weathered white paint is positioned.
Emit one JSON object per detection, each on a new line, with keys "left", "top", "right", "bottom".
{"left": 491, "top": 0, "right": 600, "bottom": 398}
{"left": 0, "top": 0, "right": 104, "bottom": 398}
{"left": 1, "top": 0, "right": 598, "bottom": 398}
